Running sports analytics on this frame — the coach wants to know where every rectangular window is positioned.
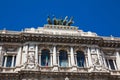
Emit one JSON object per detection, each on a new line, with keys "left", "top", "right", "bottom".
{"left": 2, "top": 55, "right": 16, "bottom": 67}
{"left": 109, "top": 59, "right": 115, "bottom": 70}
{"left": 106, "top": 59, "right": 116, "bottom": 70}
{"left": 6, "top": 56, "right": 12, "bottom": 67}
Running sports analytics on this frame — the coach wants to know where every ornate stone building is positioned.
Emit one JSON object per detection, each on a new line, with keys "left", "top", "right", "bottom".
{"left": 0, "top": 23, "right": 120, "bottom": 80}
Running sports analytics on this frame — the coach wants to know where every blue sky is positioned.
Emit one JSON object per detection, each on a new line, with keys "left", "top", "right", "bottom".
{"left": 0, "top": 0, "right": 120, "bottom": 37}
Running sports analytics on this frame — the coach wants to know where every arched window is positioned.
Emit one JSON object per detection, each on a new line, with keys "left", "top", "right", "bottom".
{"left": 41, "top": 49, "right": 50, "bottom": 66}
{"left": 76, "top": 51, "right": 85, "bottom": 67}
{"left": 59, "top": 50, "right": 68, "bottom": 67}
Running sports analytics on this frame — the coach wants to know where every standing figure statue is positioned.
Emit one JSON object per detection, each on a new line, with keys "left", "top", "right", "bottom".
{"left": 67, "top": 16, "right": 74, "bottom": 26}
{"left": 47, "top": 16, "right": 52, "bottom": 24}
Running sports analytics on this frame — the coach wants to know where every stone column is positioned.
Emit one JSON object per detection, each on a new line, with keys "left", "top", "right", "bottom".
{"left": 53, "top": 45, "right": 57, "bottom": 65}
{"left": 70, "top": 47, "right": 75, "bottom": 66}
{"left": 52, "top": 45, "right": 58, "bottom": 71}
{"left": 87, "top": 47, "right": 92, "bottom": 67}
{"left": 50, "top": 53, "right": 53, "bottom": 66}
{"left": 11, "top": 55, "right": 15, "bottom": 67}
{"left": 39, "top": 54, "right": 41, "bottom": 66}
{"left": 35, "top": 45, "right": 38, "bottom": 63}
{"left": 0, "top": 46, "right": 2, "bottom": 66}
{"left": 4, "top": 56, "right": 7, "bottom": 67}
{"left": 116, "top": 51, "right": 120, "bottom": 70}
{"left": 16, "top": 47, "right": 22, "bottom": 66}
{"left": 68, "top": 54, "right": 71, "bottom": 67}
{"left": 85, "top": 56, "right": 88, "bottom": 67}
{"left": 74, "top": 54, "right": 77, "bottom": 66}
{"left": 57, "top": 53, "right": 59, "bottom": 66}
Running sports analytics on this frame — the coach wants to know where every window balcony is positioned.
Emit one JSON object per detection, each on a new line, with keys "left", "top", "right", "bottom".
{"left": 59, "top": 67, "right": 71, "bottom": 72}
{"left": 0, "top": 67, "right": 15, "bottom": 72}
{"left": 77, "top": 67, "right": 88, "bottom": 72}
{"left": 40, "top": 66, "right": 53, "bottom": 72}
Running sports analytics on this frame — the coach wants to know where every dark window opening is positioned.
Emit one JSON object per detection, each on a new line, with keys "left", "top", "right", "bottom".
{"left": 41, "top": 49, "right": 50, "bottom": 66}
{"left": 76, "top": 51, "right": 85, "bottom": 67}
{"left": 59, "top": 50, "right": 68, "bottom": 67}
{"left": 109, "top": 59, "right": 115, "bottom": 70}
{"left": 6, "top": 56, "right": 12, "bottom": 67}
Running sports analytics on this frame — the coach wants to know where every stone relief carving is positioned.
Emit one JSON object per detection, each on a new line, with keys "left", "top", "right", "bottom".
{"left": 90, "top": 49, "right": 108, "bottom": 72}
{"left": 92, "top": 54, "right": 99, "bottom": 65}
{"left": 27, "top": 52, "right": 35, "bottom": 64}
{"left": 24, "top": 52, "right": 38, "bottom": 69}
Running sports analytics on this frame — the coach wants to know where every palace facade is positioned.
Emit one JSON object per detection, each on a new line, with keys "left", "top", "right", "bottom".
{"left": 0, "top": 24, "right": 120, "bottom": 80}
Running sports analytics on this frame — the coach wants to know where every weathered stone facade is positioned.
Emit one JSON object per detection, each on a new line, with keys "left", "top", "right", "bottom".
{"left": 0, "top": 24, "right": 120, "bottom": 80}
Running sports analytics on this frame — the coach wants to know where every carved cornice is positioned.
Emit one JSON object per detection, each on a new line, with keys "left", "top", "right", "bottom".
{"left": 0, "top": 33, "right": 120, "bottom": 48}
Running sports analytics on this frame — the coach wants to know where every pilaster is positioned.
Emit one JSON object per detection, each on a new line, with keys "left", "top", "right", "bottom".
{"left": 116, "top": 51, "right": 120, "bottom": 70}
{"left": 22, "top": 45, "right": 28, "bottom": 65}
{"left": 87, "top": 47, "right": 92, "bottom": 67}
{"left": 35, "top": 44, "right": 38, "bottom": 64}
{"left": 16, "top": 47, "right": 22, "bottom": 66}
{"left": 0, "top": 46, "right": 2, "bottom": 66}
{"left": 70, "top": 46, "right": 77, "bottom": 71}
{"left": 101, "top": 50, "right": 108, "bottom": 68}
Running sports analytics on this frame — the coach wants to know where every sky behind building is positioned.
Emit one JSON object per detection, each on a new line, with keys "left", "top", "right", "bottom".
{"left": 0, "top": 0, "right": 120, "bottom": 37}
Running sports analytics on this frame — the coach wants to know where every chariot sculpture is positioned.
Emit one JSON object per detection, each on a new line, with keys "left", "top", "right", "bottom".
{"left": 47, "top": 16, "right": 74, "bottom": 26}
